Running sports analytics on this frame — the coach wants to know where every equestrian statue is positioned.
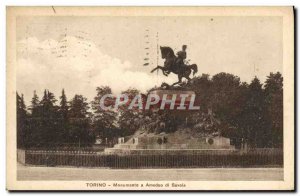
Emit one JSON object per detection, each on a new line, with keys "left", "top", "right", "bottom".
{"left": 151, "top": 45, "right": 198, "bottom": 86}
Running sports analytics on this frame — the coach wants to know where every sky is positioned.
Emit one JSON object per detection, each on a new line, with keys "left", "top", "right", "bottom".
{"left": 16, "top": 16, "right": 283, "bottom": 104}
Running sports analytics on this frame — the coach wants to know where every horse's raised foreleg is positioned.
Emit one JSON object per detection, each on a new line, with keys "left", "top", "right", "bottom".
{"left": 151, "top": 66, "right": 169, "bottom": 76}
{"left": 150, "top": 66, "right": 160, "bottom": 73}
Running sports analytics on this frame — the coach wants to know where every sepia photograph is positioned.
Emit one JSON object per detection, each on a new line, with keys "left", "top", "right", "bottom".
{"left": 6, "top": 6, "right": 294, "bottom": 191}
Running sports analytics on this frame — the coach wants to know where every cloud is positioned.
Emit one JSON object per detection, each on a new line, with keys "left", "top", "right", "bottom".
{"left": 17, "top": 36, "right": 176, "bottom": 104}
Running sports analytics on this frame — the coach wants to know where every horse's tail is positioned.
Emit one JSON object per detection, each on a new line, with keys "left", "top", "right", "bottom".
{"left": 189, "top": 64, "right": 198, "bottom": 76}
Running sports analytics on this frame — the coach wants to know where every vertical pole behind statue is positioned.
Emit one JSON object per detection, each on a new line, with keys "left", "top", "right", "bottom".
{"left": 156, "top": 32, "right": 159, "bottom": 82}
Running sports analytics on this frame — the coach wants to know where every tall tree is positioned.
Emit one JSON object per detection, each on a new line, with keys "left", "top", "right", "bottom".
{"left": 211, "top": 73, "right": 241, "bottom": 121}
{"left": 209, "top": 73, "right": 243, "bottom": 137}
{"left": 243, "top": 77, "right": 268, "bottom": 147}
{"left": 26, "top": 91, "right": 42, "bottom": 147}
{"left": 37, "top": 90, "right": 59, "bottom": 147}
{"left": 264, "top": 72, "right": 283, "bottom": 147}
{"left": 40, "top": 90, "right": 58, "bottom": 118}
{"left": 59, "top": 89, "right": 68, "bottom": 119}
{"left": 187, "top": 74, "right": 212, "bottom": 112}
{"left": 230, "top": 82, "right": 250, "bottom": 144}
{"left": 29, "top": 90, "right": 40, "bottom": 117}
{"left": 69, "top": 94, "right": 94, "bottom": 146}
{"left": 58, "top": 89, "right": 69, "bottom": 143}
{"left": 16, "top": 93, "right": 27, "bottom": 148}
{"left": 69, "top": 95, "right": 90, "bottom": 118}
{"left": 91, "top": 86, "right": 118, "bottom": 140}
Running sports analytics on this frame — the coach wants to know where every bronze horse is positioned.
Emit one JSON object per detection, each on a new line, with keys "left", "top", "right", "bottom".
{"left": 151, "top": 46, "right": 198, "bottom": 86}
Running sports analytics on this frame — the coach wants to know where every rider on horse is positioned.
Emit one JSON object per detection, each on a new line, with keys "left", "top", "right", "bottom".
{"left": 176, "top": 45, "right": 187, "bottom": 70}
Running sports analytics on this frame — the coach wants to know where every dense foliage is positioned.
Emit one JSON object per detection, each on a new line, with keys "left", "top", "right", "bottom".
{"left": 17, "top": 72, "right": 283, "bottom": 149}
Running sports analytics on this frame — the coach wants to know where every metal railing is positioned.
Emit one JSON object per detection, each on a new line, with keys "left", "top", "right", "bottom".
{"left": 21, "top": 149, "right": 283, "bottom": 168}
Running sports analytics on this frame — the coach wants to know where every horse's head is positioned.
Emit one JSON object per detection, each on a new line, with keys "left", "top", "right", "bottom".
{"left": 160, "top": 46, "right": 175, "bottom": 59}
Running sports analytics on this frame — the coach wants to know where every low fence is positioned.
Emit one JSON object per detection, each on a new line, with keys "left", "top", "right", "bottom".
{"left": 20, "top": 149, "right": 283, "bottom": 168}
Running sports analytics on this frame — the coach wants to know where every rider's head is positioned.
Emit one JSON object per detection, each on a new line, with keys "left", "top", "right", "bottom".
{"left": 182, "top": 45, "right": 187, "bottom": 51}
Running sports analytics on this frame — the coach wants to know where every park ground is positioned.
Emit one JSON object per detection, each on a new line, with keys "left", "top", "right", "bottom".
{"left": 17, "top": 164, "right": 283, "bottom": 181}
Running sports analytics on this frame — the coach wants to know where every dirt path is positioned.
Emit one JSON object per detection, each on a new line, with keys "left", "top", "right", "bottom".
{"left": 17, "top": 164, "right": 283, "bottom": 181}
